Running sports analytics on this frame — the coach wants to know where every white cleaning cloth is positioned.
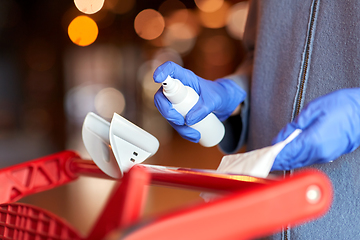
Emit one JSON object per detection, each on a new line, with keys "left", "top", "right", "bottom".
{"left": 200, "top": 129, "right": 302, "bottom": 202}
{"left": 216, "top": 129, "right": 302, "bottom": 178}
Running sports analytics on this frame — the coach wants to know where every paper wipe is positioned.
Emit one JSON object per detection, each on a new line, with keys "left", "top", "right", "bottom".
{"left": 200, "top": 129, "right": 301, "bottom": 201}
{"left": 217, "top": 129, "right": 302, "bottom": 177}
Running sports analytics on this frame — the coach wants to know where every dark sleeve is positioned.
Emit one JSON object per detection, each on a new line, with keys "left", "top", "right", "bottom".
{"left": 218, "top": 0, "right": 259, "bottom": 154}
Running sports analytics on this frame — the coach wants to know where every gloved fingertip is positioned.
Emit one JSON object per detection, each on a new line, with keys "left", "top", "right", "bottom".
{"left": 169, "top": 117, "right": 185, "bottom": 126}
{"left": 185, "top": 113, "right": 203, "bottom": 126}
{"left": 239, "top": 88, "right": 247, "bottom": 102}
{"left": 167, "top": 108, "right": 185, "bottom": 125}
{"left": 169, "top": 120, "right": 201, "bottom": 142}
{"left": 154, "top": 95, "right": 185, "bottom": 125}
{"left": 185, "top": 102, "right": 210, "bottom": 126}
{"left": 153, "top": 71, "right": 167, "bottom": 83}
{"left": 184, "top": 136, "right": 200, "bottom": 143}
{"left": 185, "top": 115, "right": 196, "bottom": 126}
{"left": 153, "top": 61, "right": 173, "bottom": 83}
{"left": 183, "top": 130, "right": 201, "bottom": 143}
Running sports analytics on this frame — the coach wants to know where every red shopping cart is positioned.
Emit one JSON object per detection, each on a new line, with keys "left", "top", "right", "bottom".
{"left": 0, "top": 150, "right": 333, "bottom": 240}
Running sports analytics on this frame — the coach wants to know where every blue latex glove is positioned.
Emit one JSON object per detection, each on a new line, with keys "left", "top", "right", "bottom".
{"left": 153, "top": 61, "right": 246, "bottom": 143}
{"left": 272, "top": 88, "right": 360, "bottom": 170}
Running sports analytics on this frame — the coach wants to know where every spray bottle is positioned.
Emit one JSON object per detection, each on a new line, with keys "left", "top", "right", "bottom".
{"left": 162, "top": 75, "right": 225, "bottom": 147}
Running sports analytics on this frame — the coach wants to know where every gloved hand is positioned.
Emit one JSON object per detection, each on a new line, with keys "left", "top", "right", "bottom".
{"left": 153, "top": 61, "right": 246, "bottom": 143}
{"left": 272, "top": 88, "right": 360, "bottom": 170}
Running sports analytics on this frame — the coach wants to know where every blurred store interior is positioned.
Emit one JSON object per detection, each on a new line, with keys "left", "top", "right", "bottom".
{"left": 0, "top": 0, "right": 249, "bottom": 237}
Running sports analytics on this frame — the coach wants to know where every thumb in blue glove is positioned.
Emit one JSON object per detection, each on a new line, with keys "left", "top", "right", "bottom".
{"left": 153, "top": 61, "right": 246, "bottom": 143}
{"left": 272, "top": 88, "right": 360, "bottom": 170}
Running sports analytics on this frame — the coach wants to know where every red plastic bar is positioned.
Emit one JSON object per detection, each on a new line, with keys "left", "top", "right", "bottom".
{"left": 86, "top": 165, "right": 150, "bottom": 240}
{"left": 0, "top": 150, "right": 274, "bottom": 204}
{"left": 123, "top": 170, "right": 333, "bottom": 240}
{"left": 0, "top": 151, "right": 80, "bottom": 204}
{"left": 68, "top": 158, "right": 112, "bottom": 179}
{"left": 145, "top": 165, "right": 275, "bottom": 193}
{"left": 69, "top": 157, "right": 276, "bottom": 193}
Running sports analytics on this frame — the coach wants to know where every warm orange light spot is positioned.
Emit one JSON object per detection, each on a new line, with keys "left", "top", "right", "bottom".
{"left": 68, "top": 16, "right": 98, "bottom": 46}
{"left": 166, "top": 9, "right": 189, "bottom": 26}
{"left": 195, "top": 0, "right": 224, "bottom": 13}
{"left": 134, "top": 9, "right": 165, "bottom": 40}
{"left": 167, "top": 9, "right": 201, "bottom": 36}
{"left": 198, "top": 1, "right": 229, "bottom": 29}
{"left": 163, "top": 23, "right": 196, "bottom": 54}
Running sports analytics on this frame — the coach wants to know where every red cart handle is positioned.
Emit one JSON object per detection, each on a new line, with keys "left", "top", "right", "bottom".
{"left": 123, "top": 169, "right": 333, "bottom": 240}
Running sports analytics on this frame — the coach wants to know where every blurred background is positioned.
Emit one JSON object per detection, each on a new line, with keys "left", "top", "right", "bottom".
{"left": 0, "top": 0, "right": 249, "bottom": 237}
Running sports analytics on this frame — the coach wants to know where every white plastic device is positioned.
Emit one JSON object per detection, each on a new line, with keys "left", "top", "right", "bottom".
{"left": 162, "top": 75, "right": 225, "bottom": 147}
{"left": 82, "top": 112, "right": 160, "bottom": 178}
{"left": 82, "top": 112, "right": 121, "bottom": 178}
{"left": 109, "top": 112, "right": 160, "bottom": 175}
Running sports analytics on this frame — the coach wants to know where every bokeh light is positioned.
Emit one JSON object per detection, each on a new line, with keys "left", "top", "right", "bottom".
{"left": 65, "top": 84, "right": 102, "bottom": 124}
{"left": 166, "top": 9, "right": 201, "bottom": 35}
{"left": 94, "top": 87, "right": 126, "bottom": 118}
{"left": 226, "top": 1, "right": 249, "bottom": 40}
{"left": 195, "top": 0, "right": 224, "bottom": 13}
{"left": 165, "top": 8, "right": 189, "bottom": 26}
{"left": 134, "top": 9, "right": 165, "bottom": 40}
{"left": 198, "top": 1, "right": 230, "bottom": 29}
{"left": 163, "top": 23, "right": 196, "bottom": 54}
{"left": 104, "top": 0, "right": 135, "bottom": 15}
{"left": 74, "top": 0, "right": 104, "bottom": 14}
{"left": 68, "top": 16, "right": 98, "bottom": 46}
{"left": 160, "top": 9, "right": 200, "bottom": 54}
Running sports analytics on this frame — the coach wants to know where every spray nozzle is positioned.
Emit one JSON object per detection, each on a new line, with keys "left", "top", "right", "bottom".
{"left": 162, "top": 75, "right": 177, "bottom": 92}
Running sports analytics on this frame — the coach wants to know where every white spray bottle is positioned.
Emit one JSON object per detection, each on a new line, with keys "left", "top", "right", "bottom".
{"left": 162, "top": 75, "right": 225, "bottom": 147}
